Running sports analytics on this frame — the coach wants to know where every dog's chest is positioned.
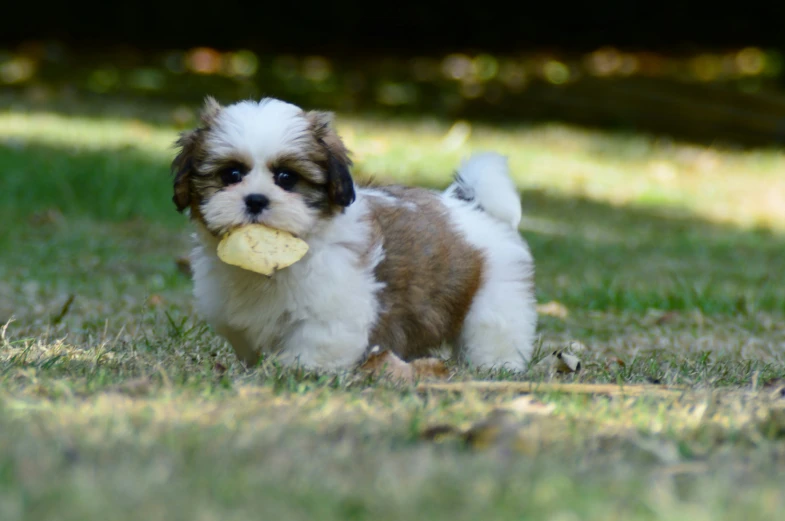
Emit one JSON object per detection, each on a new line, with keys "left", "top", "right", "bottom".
{"left": 191, "top": 237, "right": 382, "bottom": 355}
{"left": 191, "top": 248, "right": 305, "bottom": 348}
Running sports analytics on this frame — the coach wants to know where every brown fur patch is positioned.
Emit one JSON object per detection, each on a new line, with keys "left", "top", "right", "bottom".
{"left": 364, "top": 187, "right": 484, "bottom": 360}
{"left": 171, "top": 96, "right": 225, "bottom": 216}
{"left": 305, "top": 111, "right": 355, "bottom": 208}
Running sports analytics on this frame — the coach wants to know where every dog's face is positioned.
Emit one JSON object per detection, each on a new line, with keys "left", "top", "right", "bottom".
{"left": 171, "top": 97, "right": 355, "bottom": 237}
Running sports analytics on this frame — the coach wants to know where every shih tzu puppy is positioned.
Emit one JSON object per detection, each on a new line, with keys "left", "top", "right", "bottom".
{"left": 172, "top": 96, "right": 537, "bottom": 371}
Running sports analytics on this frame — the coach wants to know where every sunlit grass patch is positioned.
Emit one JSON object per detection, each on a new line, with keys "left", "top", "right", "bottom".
{"left": 2, "top": 110, "right": 785, "bottom": 228}
{"left": 2, "top": 318, "right": 785, "bottom": 520}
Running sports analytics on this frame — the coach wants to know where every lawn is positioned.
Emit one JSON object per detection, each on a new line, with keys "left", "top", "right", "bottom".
{"left": 1, "top": 97, "right": 784, "bottom": 520}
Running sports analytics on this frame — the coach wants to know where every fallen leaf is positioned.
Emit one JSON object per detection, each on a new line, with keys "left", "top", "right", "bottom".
{"left": 175, "top": 257, "right": 192, "bottom": 277}
{"left": 463, "top": 409, "right": 521, "bottom": 449}
{"left": 462, "top": 410, "right": 557, "bottom": 455}
{"left": 604, "top": 357, "right": 626, "bottom": 375}
{"left": 537, "top": 301, "right": 569, "bottom": 319}
{"left": 148, "top": 294, "right": 164, "bottom": 307}
{"left": 553, "top": 350, "right": 581, "bottom": 373}
{"left": 644, "top": 309, "right": 679, "bottom": 326}
{"left": 503, "top": 395, "right": 556, "bottom": 416}
{"left": 420, "top": 424, "right": 461, "bottom": 441}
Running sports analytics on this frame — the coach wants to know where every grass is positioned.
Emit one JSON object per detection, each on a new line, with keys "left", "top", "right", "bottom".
{"left": 1, "top": 98, "right": 785, "bottom": 520}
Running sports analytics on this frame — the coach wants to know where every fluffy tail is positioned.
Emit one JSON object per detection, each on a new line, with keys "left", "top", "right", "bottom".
{"left": 446, "top": 152, "right": 522, "bottom": 229}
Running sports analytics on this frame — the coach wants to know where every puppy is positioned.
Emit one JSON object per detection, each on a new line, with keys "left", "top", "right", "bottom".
{"left": 172, "top": 96, "right": 537, "bottom": 371}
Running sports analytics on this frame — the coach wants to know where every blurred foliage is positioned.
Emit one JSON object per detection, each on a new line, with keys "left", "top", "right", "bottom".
{"left": 2, "top": 42, "right": 785, "bottom": 146}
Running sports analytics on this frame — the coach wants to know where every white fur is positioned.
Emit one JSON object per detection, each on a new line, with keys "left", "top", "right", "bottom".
{"left": 361, "top": 188, "right": 418, "bottom": 211}
{"left": 188, "top": 98, "right": 536, "bottom": 371}
{"left": 441, "top": 196, "right": 536, "bottom": 368}
{"left": 207, "top": 99, "right": 310, "bottom": 165}
{"left": 446, "top": 152, "right": 522, "bottom": 229}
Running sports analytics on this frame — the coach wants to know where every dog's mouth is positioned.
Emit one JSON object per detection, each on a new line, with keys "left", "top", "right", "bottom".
{"left": 201, "top": 215, "right": 259, "bottom": 238}
{"left": 206, "top": 218, "right": 303, "bottom": 241}
{"left": 202, "top": 220, "right": 241, "bottom": 239}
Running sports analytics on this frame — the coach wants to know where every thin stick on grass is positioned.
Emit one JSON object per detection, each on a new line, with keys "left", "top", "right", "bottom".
{"left": 416, "top": 381, "right": 688, "bottom": 397}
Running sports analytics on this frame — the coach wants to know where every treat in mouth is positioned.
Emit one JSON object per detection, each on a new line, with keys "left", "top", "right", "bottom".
{"left": 216, "top": 224, "right": 309, "bottom": 276}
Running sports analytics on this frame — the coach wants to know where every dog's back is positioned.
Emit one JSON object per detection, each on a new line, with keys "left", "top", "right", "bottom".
{"left": 361, "top": 152, "right": 536, "bottom": 368}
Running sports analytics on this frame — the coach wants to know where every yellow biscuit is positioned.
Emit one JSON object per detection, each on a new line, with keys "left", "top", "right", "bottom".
{"left": 217, "top": 224, "right": 309, "bottom": 276}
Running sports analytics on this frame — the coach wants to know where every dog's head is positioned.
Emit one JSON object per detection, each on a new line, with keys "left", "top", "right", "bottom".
{"left": 171, "top": 96, "right": 355, "bottom": 237}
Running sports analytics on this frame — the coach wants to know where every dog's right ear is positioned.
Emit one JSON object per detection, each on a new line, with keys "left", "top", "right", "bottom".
{"left": 170, "top": 97, "right": 222, "bottom": 213}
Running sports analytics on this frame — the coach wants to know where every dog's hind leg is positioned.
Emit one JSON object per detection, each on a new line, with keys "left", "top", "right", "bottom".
{"left": 456, "top": 270, "right": 537, "bottom": 371}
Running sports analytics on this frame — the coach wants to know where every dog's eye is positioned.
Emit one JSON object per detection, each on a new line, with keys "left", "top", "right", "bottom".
{"left": 273, "top": 169, "right": 299, "bottom": 191}
{"left": 220, "top": 167, "right": 244, "bottom": 186}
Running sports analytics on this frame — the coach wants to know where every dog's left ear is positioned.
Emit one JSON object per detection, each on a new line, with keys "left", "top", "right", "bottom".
{"left": 307, "top": 111, "right": 356, "bottom": 207}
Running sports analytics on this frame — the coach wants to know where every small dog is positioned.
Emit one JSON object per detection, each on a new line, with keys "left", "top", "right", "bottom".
{"left": 172, "top": 96, "right": 537, "bottom": 371}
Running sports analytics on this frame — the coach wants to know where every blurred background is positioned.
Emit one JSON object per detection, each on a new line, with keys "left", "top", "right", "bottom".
{"left": 2, "top": 0, "right": 785, "bottom": 145}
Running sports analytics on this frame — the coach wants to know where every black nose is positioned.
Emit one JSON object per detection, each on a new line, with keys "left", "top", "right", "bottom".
{"left": 244, "top": 194, "right": 270, "bottom": 215}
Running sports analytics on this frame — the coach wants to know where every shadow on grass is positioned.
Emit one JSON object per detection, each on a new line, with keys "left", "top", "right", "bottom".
{"left": 521, "top": 189, "right": 783, "bottom": 314}
{"left": 1, "top": 142, "right": 783, "bottom": 315}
